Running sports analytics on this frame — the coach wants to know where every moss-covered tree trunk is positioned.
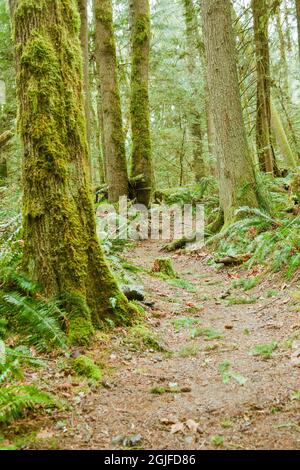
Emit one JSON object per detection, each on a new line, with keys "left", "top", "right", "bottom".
{"left": 129, "top": 0, "right": 153, "bottom": 207}
{"left": 252, "top": 0, "right": 274, "bottom": 174}
{"left": 94, "top": 0, "right": 129, "bottom": 202}
{"left": 183, "top": 0, "right": 206, "bottom": 183}
{"left": 0, "top": 131, "right": 12, "bottom": 185}
{"left": 12, "top": 0, "right": 136, "bottom": 345}
{"left": 270, "top": 98, "right": 298, "bottom": 170}
{"left": 296, "top": 0, "right": 300, "bottom": 61}
{"left": 77, "top": 0, "right": 91, "bottom": 155}
{"left": 201, "top": 0, "right": 259, "bottom": 226}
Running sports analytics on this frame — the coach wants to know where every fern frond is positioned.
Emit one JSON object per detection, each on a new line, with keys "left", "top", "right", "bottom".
{"left": 0, "top": 292, "right": 67, "bottom": 351}
{"left": 235, "top": 207, "right": 277, "bottom": 224}
{"left": 0, "top": 385, "right": 59, "bottom": 424}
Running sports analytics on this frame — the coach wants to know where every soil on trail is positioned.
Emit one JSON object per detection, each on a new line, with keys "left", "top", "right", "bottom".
{"left": 5, "top": 240, "right": 300, "bottom": 450}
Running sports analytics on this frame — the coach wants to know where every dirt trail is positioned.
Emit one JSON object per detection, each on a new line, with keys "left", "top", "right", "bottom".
{"left": 7, "top": 240, "right": 300, "bottom": 450}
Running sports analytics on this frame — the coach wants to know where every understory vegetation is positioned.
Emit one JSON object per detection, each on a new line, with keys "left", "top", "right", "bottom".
{"left": 1, "top": 0, "right": 300, "bottom": 452}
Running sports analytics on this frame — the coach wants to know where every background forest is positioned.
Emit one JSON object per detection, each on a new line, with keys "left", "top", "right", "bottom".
{"left": 1, "top": 0, "right": 300, "bottom": 451}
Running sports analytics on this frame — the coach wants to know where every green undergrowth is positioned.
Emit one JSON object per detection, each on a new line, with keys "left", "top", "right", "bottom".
{"left": 72, "top": 355, "right": 102, "bottom": 383}
{"left": 250, "top": 342, "right": 278, "bottom": 359}
{"left": 123, "top": 322, "right": 165, "bottom": 352}
{"left": 0, "top": 217, "right": 144, "bottom": 430}
{"left": 167, "top": 278, "right": 197, "bottom": 293}
{"left": 210, "top": 175, "right": 300, "bottom": 282}
{"left": 0, "top": 385, "right": 62, "bottom": 426}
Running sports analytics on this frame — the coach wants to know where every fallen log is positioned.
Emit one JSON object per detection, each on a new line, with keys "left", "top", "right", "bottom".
{"left": 214, "top": 253, "right": 252, "bottom": 266}
{"left": 162, "top": 235, "right": 196, "bottom": 252}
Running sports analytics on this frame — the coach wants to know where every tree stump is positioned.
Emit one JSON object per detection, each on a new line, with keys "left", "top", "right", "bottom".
{"left": 152, "top": 257, "right": 178, "bottom": 278}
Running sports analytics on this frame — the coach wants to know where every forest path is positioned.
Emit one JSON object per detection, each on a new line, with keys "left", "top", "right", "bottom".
{"left": 55, "top": 240, "right": 300, "bottom": 450}
{"left": 6, "top": 240, "right": 300, "bottom": 450}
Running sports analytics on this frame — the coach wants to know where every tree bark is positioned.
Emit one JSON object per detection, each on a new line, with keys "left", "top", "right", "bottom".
{"left": 0, "top": 130, "right": 13, "bottom": 184}
{"left": 183, "top": 0, "right": 205, "bottom": 182}
{"left": 270, "top": 98, "right": 298, "bottom": 169}
{"left": 77, "top": 0, "right": 91, "bottom": 153}
{"left": 129, "top": 0, "right": 153, "bottom": 207}
{"left": 0, "top": 130, "right": 13, "bottom": 148}
{"left": 252, "top": 0, "right": 274, "bottom": 174}
{"left": 94, "top": 0, "right": 129, "bottom": 202}
{"left": 12, "top": 0, "right": 136, "bottom": 345}
{"left": 296, "top": 0, "right": 300, "bottom": 61}
{"left": 201, "top": 0, "right": 259, "bottom": 226}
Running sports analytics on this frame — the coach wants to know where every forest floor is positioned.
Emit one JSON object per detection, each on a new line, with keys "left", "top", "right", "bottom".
{"left": 3, "top": 239, "right": 300, "bottom": 450}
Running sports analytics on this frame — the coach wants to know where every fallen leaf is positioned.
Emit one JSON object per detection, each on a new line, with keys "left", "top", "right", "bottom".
{"left": 291, "top": 349, "right": 300, "bottom": 367}
{"left": 170, "top": 422, "right": 185, "bottom": 434}
{"left": 160, "top": 417, "right": 177, "bottom": 426}
{"left": 180, "top": 386, "right": 192, "bottom": 393}
{"left": 186, "top": 419, "right": 200, "bottom": 433}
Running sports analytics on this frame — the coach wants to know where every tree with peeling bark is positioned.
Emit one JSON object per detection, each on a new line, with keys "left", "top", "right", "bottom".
{"left": 201, "top": 0, "right": 259, "bottom": 226}
{"left": 129, "top": 0, "right": 153, "bottom": 207}
{"left": 94, "top": 0, "right": 129, "bottom": 202}
{"left": 11, "top": 0, "right": 137, "bottom": 345}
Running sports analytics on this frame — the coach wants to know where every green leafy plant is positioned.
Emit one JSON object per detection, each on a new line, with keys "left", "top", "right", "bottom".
{"left": 178, "top": 344, "right": 199, "bottom": 357}
{"left": 219, "top": 361, "right": 247, "bottom": 385}
{"left": 0, "top": 292, "right": 67, "bottom": 352}
{"left": 190, "top": 327, "right": 222, "bottom": 340}
{"left": 231, "top": 276, "right": 262, "bottom": 291}
{"left": 250, "top": 342, "right": 278, "bottom": 359}
{"left": 0, "top": 385, "right": 60, "bottom": 424}
{"left": 171, "top": 317, "right": 200, "bottom": 332}
{"left": 167, "top": 278, "right": 197, "bottom": 293}
{"left": 211, "top": 435, "right": 224, "bottom": 447}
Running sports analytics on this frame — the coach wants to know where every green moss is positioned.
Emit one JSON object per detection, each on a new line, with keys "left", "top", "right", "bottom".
{"left": 64, "top": 293, "right": 94, "bottom": 346}
{"left": 124, "top": 323, "right": 164, "bottom": 352}
{"left": 130, "top": 9, "right": 153, "bottom": 206}
{"left": 152, "top": 258, "right": 178, "bottom": 278}
{"left": 72, "top": 355, "right": 102, "bottom": 382}
{"left": 15, "top": 0, "right": 45, "bottom": 18}
{"left": 94, "top": 0, "right": 128, "bottom": 202}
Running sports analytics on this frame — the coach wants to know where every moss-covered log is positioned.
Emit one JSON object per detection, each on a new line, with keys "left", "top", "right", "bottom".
{"left": 12, "top": 0, "right": 137, "bottom": 345}
{"left": 129, "top": 0, "right": 153, "bottom": 207}
{"left": 162, "top": 236, "right": 196, "bottom": 252}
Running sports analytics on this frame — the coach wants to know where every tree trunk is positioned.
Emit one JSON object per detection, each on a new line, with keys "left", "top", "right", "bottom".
{"left": 252, "top": 0, "right": 274, "bottom": 174}
{"left": 77, "top": 0, "right": 91, "bottom": 154}
{"left": 0, "top": 130, "right": 12, "bottom": 185}
{"left": 94, "top": 0, "right": 129, "bottom": 202}
{"left": 296, "top": 0, "right": 300, "bottom": 61}
{"left": 183, "top": 0, "right": 205, "bottom": 182}
{"left": 201, "top": 0, "right": 259, "bottom": 226}
{"left": 276, "top": 6, "right": 289, "bottom": 94}
{"left": 270, "top": 98, "right": 298, "bottom": 169}
{"left": 12, "top": 0, "right": 136, "bottom": 345}
{"left": 129, "top": 0, "right": 153, "bottom": 207}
